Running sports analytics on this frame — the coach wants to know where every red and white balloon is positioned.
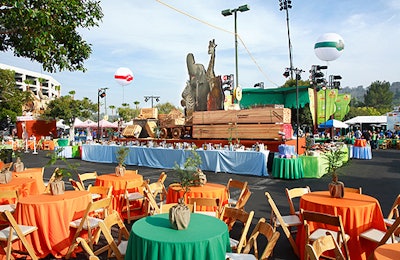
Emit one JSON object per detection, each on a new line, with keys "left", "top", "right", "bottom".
{"left": 114, "top": 67, "right": 134, "bottom": 86}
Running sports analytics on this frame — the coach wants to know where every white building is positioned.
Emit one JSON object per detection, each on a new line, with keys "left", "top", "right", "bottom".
{"left": 0, "top": 63, "right": 60, "bottom": 100}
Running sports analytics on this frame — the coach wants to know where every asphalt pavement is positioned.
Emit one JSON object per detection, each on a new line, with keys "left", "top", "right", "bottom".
{"left": 19, "top": 148, "right": 400, "bottom": 260}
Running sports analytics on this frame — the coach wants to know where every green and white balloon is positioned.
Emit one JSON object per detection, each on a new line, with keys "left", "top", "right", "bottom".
{"left": 314, "top": 33, "right": 344, "bottom": 61}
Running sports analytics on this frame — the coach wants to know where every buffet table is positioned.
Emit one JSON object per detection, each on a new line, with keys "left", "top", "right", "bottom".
{"left": 55, "top": 145, "right": 80, "bottom": 158}
{"left": 81, "top": 145, "right": 268, "bottom": 176}
{"left": 349, "top": 145, "right": 372, "bottom": 160}
{"left": 271, "top": 157, "right": 304, "bottom": 179}
{"left": 125, "top": 213, "right": 231, "bottom": 260}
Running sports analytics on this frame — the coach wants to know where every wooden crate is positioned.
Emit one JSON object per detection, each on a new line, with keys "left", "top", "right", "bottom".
{"left": 145, "top": 121, "right": 158, "bottom": 138}
{"left": 192, "top": 123, "right": 292, "bottom": 140}
{"left": 122, "top": 125, "right": 142, "bottom": 138}
{"left": 139, "top": 108, "right": 158, "bottom": 119}
{"left": 192, "top": 107, "right": 291, "bottom": 125}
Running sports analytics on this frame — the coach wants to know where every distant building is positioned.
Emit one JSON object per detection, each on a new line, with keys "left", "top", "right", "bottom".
{"left": 0, "top": 63, "right": 61, "bottom": 100}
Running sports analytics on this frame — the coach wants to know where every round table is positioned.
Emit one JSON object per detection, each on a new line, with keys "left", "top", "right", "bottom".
{"left": 95, "top": 172, "right": 143, "bottom": 215}
{"left": 0, "top": 177, "right": 39, "bottom": 201}
{"left": 12, "top": 167, "right": 46, "bottom": 193}
{"left": 271, "top": 157, "right": 304, "bottom": 179}
{"left": 15, "top": 190, "right": 91, "bottom": 258}
{"left": 125, "top": 213, "right": 231, "bottom": 260}
{"left": 166, "top": 183, "right": 228, "bottom": 205}
{"left": 374, "top": 243, "right": 400, "bottom": 260}
{"left": 298, "top": 191, "right": 386, "bottom": 260}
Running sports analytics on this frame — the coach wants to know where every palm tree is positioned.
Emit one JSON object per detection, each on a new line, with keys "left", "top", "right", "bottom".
{"left": 109, "top": 105, "right": 116, "bottom": 116}
{"left": 133, "top": 101, "right": 140, "bottom": 110}
{"left": 122, "top": 103, "right": 129, "bottom": 107}
{"left": 24, "top": 79, "right": 34, "bottom": 92}
{"left": 54, "top": 85, "right": 61, "bottom": 97}
{"left": 68, "top": 90, "right": 76, "bottom": 99}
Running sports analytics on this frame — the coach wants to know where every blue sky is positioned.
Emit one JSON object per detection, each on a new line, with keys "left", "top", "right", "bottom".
{"left": 1, "top": 0, "right": 399, "bottom": 113}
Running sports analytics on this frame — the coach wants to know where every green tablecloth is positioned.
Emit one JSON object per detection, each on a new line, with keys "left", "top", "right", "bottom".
{"left": 301, "top": 145, "right": 349, "bottom": 178}
{"left": 125, "top": 213, "right": 231, "bottom": 260}
{"left": 272, "top": 157, "right": 304, "bottom": 179}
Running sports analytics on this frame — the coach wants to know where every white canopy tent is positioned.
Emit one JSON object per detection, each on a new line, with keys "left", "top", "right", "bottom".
{"left": 344, "top": 116, "right": 387, "bottom": 125}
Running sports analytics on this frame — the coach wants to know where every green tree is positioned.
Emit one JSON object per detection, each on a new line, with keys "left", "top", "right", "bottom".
{"left": 281, "top": 79, "right": 310, "bottom": 88}
{"left": 41, "top": 95, "right": 97, "bottom": 127}
{"left": 109, "top": 105, "right": 116, "bottom": 116}
{"left": 0, "top": 69, "right": 32, "bottom": 123}
{"left": 0, "top": 1, "right": 103, "bottom": 72}
{"left": 364, "top": 81, "right": 393, "bottom": 113}
{"left": 155, "top": 102, "right": 181, "bottom": 114}
{"left": 344, "top": 106, "right": 382, "bottom": 121}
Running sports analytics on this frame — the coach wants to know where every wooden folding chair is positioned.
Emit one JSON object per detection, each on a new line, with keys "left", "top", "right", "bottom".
{"left": 219, "top": 207, "right": 254, "bottom": 253}
{"left": 235, "top": 187, "right": 252, "bottom": 210}
{"left": 265, "top": 192, "right": 301, "bottom": 257}
{"left": 241, "top": 217, "right": 280, "bottom": 259}
{"left": 148, "top": 172, "right": 168, "bottom": 202}
{"left": 93, "top": 210, "right": 130, "bottom": 260}
{"left": 0, "top": 210, "right": 38, "bottom": 260}
{"left": 69, "top": 178, "right": 85, "bottom": 191}
{"left": 123, "top": 180, "right": 147, "bottom": 223}
{"left": 188, "top": 197, "right": 221, "bottom": 218}
{"left": 305, "top": 231, "right": 346, "bottom": 260}
{"left": 360, "top": 216, "right": 400, "bottom": 246}
{"left": 65, "top": 197, "right": 112, "bottom": 259}
{"left": 0, "top": 190, "right": 19, "bottom": 213}
{"left": 78, "top": 171, "right": 98, "bottom": 190}
{"left": 285, "top": 186, "right": 311, "bottom": 215}
{"left": 159, "top": 202, "right": 194, "bottom": 214}
{"left": 89, "top": 185, "right": 113, "bottom": 218}
{"left": 227, "top": 178, "right": 248, "bottom": 208}
{"left": 143, "top": 188, "right": 160, "bottom": 215}
{"left": 302, "top": 210, "right": 350, "bottom": 260}
{"left": 343, "top": 187, "right": 362, "bottom": 194}
{"left": 384, "top": 194, "right": 400, "bottom": 228}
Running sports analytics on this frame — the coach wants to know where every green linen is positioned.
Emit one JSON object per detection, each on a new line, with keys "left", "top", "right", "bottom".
{"left": 272, "top": 157, "right": 304, "bottom": 179}
{"left": 125, "top": 213, "right": 231, "bottom": 260}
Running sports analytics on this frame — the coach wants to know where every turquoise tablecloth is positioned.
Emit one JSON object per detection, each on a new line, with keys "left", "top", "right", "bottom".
{"left": 272, "top": 157, "right": 304, "bottom": 179}
{"left": 125, "top": 213, "right": 231, "bottom": 260}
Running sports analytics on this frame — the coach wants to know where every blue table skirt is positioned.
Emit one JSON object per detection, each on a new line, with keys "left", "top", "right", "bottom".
{"left": 349, "top": 145, "right": 372, "bottom": 160}
{"left": 81, "top": 145, "right": 269, "bottom": 176}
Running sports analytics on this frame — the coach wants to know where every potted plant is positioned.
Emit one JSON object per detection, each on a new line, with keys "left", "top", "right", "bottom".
{"left": 13, "top": 150, "right": 25, "bottom": 172}
{"left": 169, "top": 149, "right": 205, "bottom": 230}
{"left": 323, "top": 148, "right": 347, "bottom": 198}
{"left": 45, "top": 148, "right": 75, "bottom": 195}
{"left": 115, "top": 147, "right": 129, "bottom": 176}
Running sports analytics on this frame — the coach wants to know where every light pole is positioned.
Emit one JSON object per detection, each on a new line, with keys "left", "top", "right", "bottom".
{"left": 144, "top": 96, "right": 160, "bottom": 108}
{"left": 221, "top": 4, "right": 250, "bottom": 93}
{"left": 97, "top": 88, "right": 108, "bottom": 141}
{"left": 279, "top": 0, "right": 294, "bottom": 80}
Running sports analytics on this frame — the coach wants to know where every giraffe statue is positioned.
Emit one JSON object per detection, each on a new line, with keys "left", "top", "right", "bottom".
{"left": 206, "top": 39, "right": 217, "bottom": 81}
{"left": 206, "top": 39, "right": 224, "bottom": 111}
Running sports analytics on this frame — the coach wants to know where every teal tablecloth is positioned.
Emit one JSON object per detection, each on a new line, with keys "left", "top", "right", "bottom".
{"left": 125, "top": 213, "right": 231, "bottom": 260}
{"left": 272, "top": 157, "right": 304, "bottom": 179}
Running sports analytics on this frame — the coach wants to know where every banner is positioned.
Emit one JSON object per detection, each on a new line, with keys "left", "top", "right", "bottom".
{"left": 308, "top": 88, "right": 316, "bottom": 125}
{"left": 317, "top": 89, "right": 338, "bottom": 125}
{"left": 334, "top": 94, "right": 351, "bottom": 120}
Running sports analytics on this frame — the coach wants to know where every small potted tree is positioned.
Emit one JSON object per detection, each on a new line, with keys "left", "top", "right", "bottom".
{"left": 45, "top": 148, "right": 74, "bottom": 195}
{"left": 115, "top": 147, "right": 129, "bottom": 176}
{"left": 323, "top": 148, "right": 347, "bottom": 198}
{"left": 169, "top": 150, "right": 205, "bottom": 230}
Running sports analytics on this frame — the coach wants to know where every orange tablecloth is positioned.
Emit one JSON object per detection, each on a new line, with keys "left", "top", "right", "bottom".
{"left": 13, "top": 191, "right": 91, "bottom": 258}
{"left": 374, "top": 243, "right": 400, "bottom": 260}
{"left": 355, "top": 139, "right": 367, "bottom": 147}
{"left": 12, "top": 167, "right": 46, "bottom": 193}
{"left": 166, "top": 183, "right": 228, "bottom": 206}
{"left": 298, "top": 191, "right": 386, "bottom": 260}
{"left": 0, "top": 178, "right": 39, "bottom": 202}
{"left": 42, "top": 140, "right": 55, "bottom": 150}
{"left": 95, "top": 172, "right": 143, "bottom": 215}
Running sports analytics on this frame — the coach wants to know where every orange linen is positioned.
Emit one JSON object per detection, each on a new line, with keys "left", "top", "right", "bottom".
{"left": 11, "top": 191, "right": 91, "bottom": 259}
{"left": 166, "top": 183, "right": 228, "bottom": 206}
{"left": 374, "top": 243, "right": 400, "bottom": 260}
{"left": 12, "top": 168, "right": 46, "bottom": 193}
{"left": 42, "top": 140, "right": 55, "bottom": 150}
{"left": 95, "top": 172, "right": 143, "bottom": 215}
{"left": 0, "top": 178, "right": 39, "bottom": 201}
{"left": 298, "top": 191, "right": 386, "bottom": 260}
{"left": 355, "top": 139, "right": 367, "bottom": 147}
